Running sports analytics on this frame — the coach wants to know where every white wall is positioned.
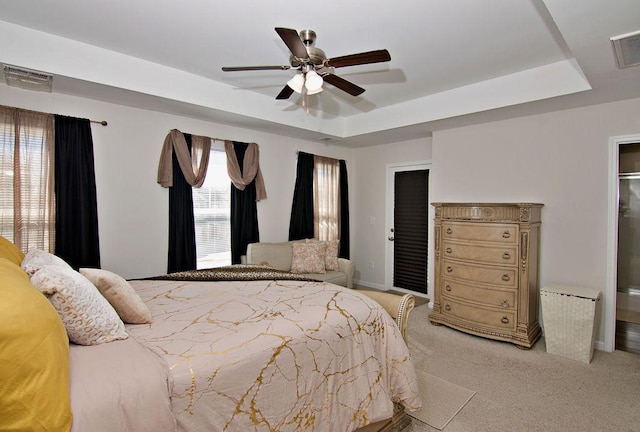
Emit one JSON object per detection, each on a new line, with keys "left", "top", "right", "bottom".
{"left": 5, "top": 82, "right": 640, "bottom": 351}
{"left": 351, "top": 138, "right": 432, "bottom": 287}
{"left": 0, "top": 85, "right": 352, "bottom": 279}
{"left": 431, "top": 97, "right": 640, "bottom": 350}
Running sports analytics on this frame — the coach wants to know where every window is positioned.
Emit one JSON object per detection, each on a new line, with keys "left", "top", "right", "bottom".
{"left": 313, "top": 155, "right": 340, "bottom": 241}
{"left": 193, "top": 146, "right": 231, "bottom": 269}
{"left": 0, "top": 107, "right": 54, "bottom": 252}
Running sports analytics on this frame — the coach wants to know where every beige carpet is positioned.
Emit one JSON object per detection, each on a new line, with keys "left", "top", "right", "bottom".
{"left": 409, "top": 370, "right": 475, "bottom": 430}
{"left": 403, "top": 303, "right": 640, "bottom": 432}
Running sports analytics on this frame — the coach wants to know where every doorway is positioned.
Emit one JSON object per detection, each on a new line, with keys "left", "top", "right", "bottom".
{"left": 385, "top": 161, "right": 431, "bottom": 296}
{"left": 616, "top": 144, "right": 640, "bottom": 354}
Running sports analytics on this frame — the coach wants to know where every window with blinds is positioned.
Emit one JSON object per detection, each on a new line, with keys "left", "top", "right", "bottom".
{"left": 193, "top": 147, "right": 231, "bottom": 269}
{"left": 0, "top": 108, "right": 54, "bottom": 252}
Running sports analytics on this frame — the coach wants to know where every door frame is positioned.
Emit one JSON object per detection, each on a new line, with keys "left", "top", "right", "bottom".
{"left": 385, "top": 160, "right": 431, "bottom": 295}
{"left": 606, "top": 133, "right": 640, "bottom": 352}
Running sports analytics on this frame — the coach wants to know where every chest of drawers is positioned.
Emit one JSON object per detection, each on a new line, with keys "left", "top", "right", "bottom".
{"left": 429, "top": 203, "right": 543, "bottom": 348}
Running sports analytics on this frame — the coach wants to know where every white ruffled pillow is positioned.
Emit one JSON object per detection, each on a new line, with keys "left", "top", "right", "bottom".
{"left": 21, "top": 248, "right": 72, "bottom": 276}
{"left": 30, "top": 265, "right": 128, "bottom": 345}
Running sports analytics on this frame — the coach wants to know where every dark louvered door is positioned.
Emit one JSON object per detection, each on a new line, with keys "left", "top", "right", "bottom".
{"left": 392, "top": 169, "right": 428, "bottom": 294}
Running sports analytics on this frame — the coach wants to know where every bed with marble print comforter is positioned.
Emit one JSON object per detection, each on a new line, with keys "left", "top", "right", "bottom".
{"left": 126, "top": 266, "right": 421, "bottom": 432}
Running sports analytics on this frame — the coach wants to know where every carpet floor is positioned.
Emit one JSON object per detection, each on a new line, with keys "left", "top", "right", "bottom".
{"left": 400, "top": 303, "right": 640, "bottom": 432}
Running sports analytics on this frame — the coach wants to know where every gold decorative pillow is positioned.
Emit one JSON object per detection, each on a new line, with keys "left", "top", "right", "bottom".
{"left": 306, "top": 239, "right": 340, "bottom": 271}
{"left": 30, "top": 265, "right": 129, "bottom": 345}
{"left": 291, "top": 241, "right": 327, "bottom": 274}
{"left": 80, "top": 268, "right": 152, "bottom": 324}
{"left": 0, "top": 235, "right": 24, "bottom": 266}
{"left": 21, "top": 248, "right": 72, "bottom": 276}
{"left": 0, "top": 258, "right": 72, "bottom": 431}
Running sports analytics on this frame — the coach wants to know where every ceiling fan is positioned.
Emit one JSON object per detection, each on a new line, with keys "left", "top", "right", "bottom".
{"left": 221, "top": 27, "right": 391, "bottom": 100}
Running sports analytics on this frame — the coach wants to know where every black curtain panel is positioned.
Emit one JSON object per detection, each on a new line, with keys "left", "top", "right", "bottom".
{"left": 168, "top": 134, "right": 197, "bottom": 273}
{"left": 230, "top": 142, "right": 259, "bottom": 264}
{"left": 339, "top": 160, "right": 350, "bottom": 259}
{"left": 53, "top": 115, "right": 101, "bottom": 269}
{"left": 288, "top": 152, "right": 315, "bottom": 241}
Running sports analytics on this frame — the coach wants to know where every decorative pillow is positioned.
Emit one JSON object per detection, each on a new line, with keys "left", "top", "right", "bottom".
{"left": 21, "top": 248, "right": 72, "bottom": 276}
{"left": 306, "top": 239, "right": 340, "bottom": 271}
{"left": 80, "top": 268, "right": 152, "bottom": 324}
{"left": 0, "top": 258, "right": 72, "bottom": 431}
{"left": 291, "top": 241, "right": 327, "bottom": 274}
{"left": 0, "top": 235, "right": 24, "bottom": 266}
{"left": 30, "top": 265, "right": 128, "bottom": 345}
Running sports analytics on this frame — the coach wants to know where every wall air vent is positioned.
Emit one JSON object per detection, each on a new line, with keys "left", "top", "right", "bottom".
{"left": 611, "top": 30, "right": 640, "bottom": 69}
{"left": 3, "top": 65, "right": 52, "bottom": 92}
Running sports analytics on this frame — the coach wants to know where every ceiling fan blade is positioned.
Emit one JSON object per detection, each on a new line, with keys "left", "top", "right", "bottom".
{"left": 325, "top": 49, "right": 391, "bottom": 68}
{"left": 222, "top": 65, "right": 292, "bottom": 72}
{"left": 275, "top": 85, "right": 294, "bottom": 100}
{"left": 322, "top": 74, "right": 365, "bottom": 96}
{"left": 275, "top": 27, "right": 309, "bottom": 61}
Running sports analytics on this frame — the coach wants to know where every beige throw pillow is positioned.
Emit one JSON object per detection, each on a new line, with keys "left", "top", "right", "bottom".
{"left": 80, "top": 268, "right": 152, "bottom": 324}
{"left": 291, "top": 241, "right": 327, "bottom": 274}
{"left": 306, "top": 239, "right": 340, "bottom": 271}
{"left": 30, "top": 265, "right": 128, "bottom": 345}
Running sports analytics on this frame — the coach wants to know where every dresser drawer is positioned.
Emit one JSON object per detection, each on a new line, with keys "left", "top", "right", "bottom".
{"left": 442, "top": 279, "right": 516, "bottom": 309}
{"left": 443, "top": 240, "right": 517, "bottom": 266}
{"left": 442, "top": 221, "right": 518, "bottom": 244}
{"left": 441, "top": 297, "right": 517, "bottom": 331}
{"left": 443, "top": 260, "right": 517, "bottom": 288}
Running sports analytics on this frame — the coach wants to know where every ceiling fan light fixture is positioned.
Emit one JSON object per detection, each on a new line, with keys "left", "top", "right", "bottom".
{"left": 287, "top": 73, "right": 305, "bottom": 93}
{"left": 304, "top": 69, "right": 323, "bottom": 91}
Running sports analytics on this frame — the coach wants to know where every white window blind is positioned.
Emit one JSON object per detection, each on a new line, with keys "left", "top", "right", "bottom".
{"left": 0, "top": 107, "right": 54, "bottom": 252}
{"left": 193, "top": 146, "right": 231, "bottom": 269}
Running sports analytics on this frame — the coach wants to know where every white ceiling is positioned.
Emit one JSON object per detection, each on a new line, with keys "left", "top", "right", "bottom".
{"left": 1, "top": 0, "right": 639, "bottom": 147}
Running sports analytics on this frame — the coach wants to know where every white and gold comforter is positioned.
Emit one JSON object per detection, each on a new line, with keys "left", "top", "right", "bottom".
{"left": 128, "top": 278, "right": 420, "bottom": 432}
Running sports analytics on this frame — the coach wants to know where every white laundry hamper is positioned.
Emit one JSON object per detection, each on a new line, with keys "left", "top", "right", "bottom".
{"left": 540, "top": 284, "right": 601, "bottom": 363}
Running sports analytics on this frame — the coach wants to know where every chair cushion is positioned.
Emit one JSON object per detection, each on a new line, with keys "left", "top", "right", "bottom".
{"left": 246, "top": 242, "right": 294, "bottom": 271}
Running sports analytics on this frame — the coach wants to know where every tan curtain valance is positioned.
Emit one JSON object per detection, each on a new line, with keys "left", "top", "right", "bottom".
{"left": 224, "top": 141, "right": 267, "bottom": 201}
{"left": 157, "top": 129, "right": 211, "bottom": 188}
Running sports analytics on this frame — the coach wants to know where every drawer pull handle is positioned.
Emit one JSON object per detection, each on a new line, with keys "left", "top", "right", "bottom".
{"left": 502, "top": 231, "right": 511, "bottom": 239}
{"left": 445, "top": 304, "right": 451, "bottom": 311}
{"left": 445, "top": 285, "right": 452, "bottom": 291}
{"left": 446, "top": 247, "right": 452, "bottom": 254}
{"left": 501, "top": 316, "right": 510, "bottom": 324}
{"left": 446, "top": 227, "right": 453, "bottom": 235}
{"left": 502, "top": 299, "right": 509, "bottom": 308}
{"left": 502, "top": 252, "right": 511, "bottom": 260}
{"left": 447, "top": 266, "right": 453, "bottom": 273}
{"left": 501, "top": 274, "right": 510, "bottom": 282}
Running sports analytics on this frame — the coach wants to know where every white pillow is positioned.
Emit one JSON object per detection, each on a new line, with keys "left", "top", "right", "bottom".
{"left": 80, "top": 268, "right": 152, "bottom": 324}
{"left": 30, "top": 265, "right": 128, "bottom": 345}
{"left": 21, "top": 248, "right": 72, "bottom": 276}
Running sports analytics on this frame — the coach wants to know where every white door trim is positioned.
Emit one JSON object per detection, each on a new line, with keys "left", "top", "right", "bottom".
{"left": 385, "top": 160, "right": 432, "bottom": 292}
{"left": 606, "top": 134, "right": 640, "bottom": 352}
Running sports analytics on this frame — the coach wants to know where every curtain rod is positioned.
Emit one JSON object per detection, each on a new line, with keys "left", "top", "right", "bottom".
{"left": 1, "top": 105, "right": 108, "bottom": 126}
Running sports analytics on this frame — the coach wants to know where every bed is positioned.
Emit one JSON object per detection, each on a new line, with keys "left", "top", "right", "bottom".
{"left": 2, "top": 242, "right": 421, "bottom": 432}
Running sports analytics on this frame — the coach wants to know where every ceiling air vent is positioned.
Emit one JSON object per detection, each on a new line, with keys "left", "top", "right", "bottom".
{"left": 611, "top": 30, "right": 640, "bottom": 69}
{"left": 3, "top": 65, "right": 52, "bottom": 92}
